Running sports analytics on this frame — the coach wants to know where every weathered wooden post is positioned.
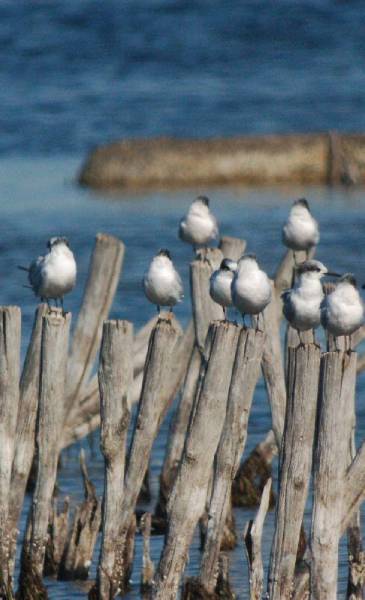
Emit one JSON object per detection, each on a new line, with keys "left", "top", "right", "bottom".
{"left": 18, "top": 310, "right": 71, "bottom": 599}
{"left": 268, "top": 342, "right": 321, "bottom": 600}
{"left": 110, "top": 316, "right": 181, "bottom": 593}
{"left": 311, "top": 349, "right": 357, "bottom": 600}
{"left": 243, "top": 478, "right": 272, "bottom": 600}
{"left": 190, "top": 248, "right": 223, "bottom": 353}
{"left": 219, "top": 235, "right": 246, "bottom": 260}
{"left": 140, "top": 513, "right": 154, "bottom": 595}
{"left": 8, "top": 304, "right": 47, "bottom": 573}
{"left": 152, "top": 321, "right": 240, "bottom": 600}
{"left": 66, "top": 233, "right": 125, "bottom": 415}
{"left": 0, "top": 306, "right": 21, "bottom": 594}
{"left": 197, "top": 327, "right": 265, "bottom": 594}
{"left": 92, "top": 320, "right": 133, "bottom": 598}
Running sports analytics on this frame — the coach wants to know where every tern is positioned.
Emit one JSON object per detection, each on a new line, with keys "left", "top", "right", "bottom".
{"left": 231, "top": 254, "right": 271, "bottom": 327}
{"left": 321, "top": 274, "right": 364, "bottom": 349}
{"left": 19, "top": 237, "right": 76, "bottom": 310}
{"left": 282, "top": 198, "right": 319, "bottom": 260}
{"left": 143, "top": 249, "right": 183, "bottom": 313}
{"left": 282, "top": 260, "right": 340, "bottom": 343}
{"left": 179, "top": 196, "right": 219, "bottom": 254}
{"left": 209, "top": 258, "right": 237, "bottom": 319}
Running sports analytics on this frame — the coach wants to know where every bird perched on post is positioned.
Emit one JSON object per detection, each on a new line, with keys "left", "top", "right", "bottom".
{"left": 18, "top": 236, "right": 77, "bottom": 310}
{"left": 321, "top": 274, "right": 364, "bottom": 350}
{"left": 282, "top": 260, "right": 340, "bottom": 343}
{"left": 143, "top": 249, "right": 183, "bottom": 314}
{"left": 231, "top": 254, "right": 271, "bottom": 327}
{"left": 179, "top": 196, "right": 219, "bottom": 254}
{"left": 209, "top": 258, "right": 237, "bottom": 319}
{"left": 282, "top": 198, "right": 320, "bottom": 260}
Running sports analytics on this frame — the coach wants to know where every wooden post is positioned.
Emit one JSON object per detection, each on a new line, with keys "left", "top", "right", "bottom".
{"left": 268, "top": 343, "right": 321, "bottom": 600}
{"left": 8, "top": 304, "right": 48, "bottom": 573}
{"left": 94, "top": 320, "right": 133, "bottom": 598}
{"left": 311, "top": 350, "right": 357, "bottom": 600}
{"left": 110, "top": 317, "right": 181, "bottom": 590}
{"left": 59, "top": 450, "right": 101, "bottom": 581}
{"left": 244, "top": 478, "right": 272, "bottom": 600}
{"left": 0, "top": 306, "right": 21, "bottom": 593}
{"left": 18, "top": 310, "right": 71, "bottom": 598}
{"left": 219, "top": 236, "right": 246, "bottom": 260}
{"left": 198, "top": 328, "right": 265, "bottom": 593}
{"left": 66, "top": 233, "right": 125, "bottom": 412}
{"left": 152, "top": 322, "right": 240, "bottom": 600}
{"left": 190, "top": 248, "right": 223, "bottom": 353}
{"left": 261, "top": 282, "right": 287, "bottom": 447}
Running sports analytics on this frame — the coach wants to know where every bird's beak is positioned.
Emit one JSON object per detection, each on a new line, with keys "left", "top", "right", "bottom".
{"left": 325, "top": 271, "right": 341, "bottom": 277}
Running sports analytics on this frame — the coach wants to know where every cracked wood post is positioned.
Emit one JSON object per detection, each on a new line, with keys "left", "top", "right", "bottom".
{"left": 18, "top": 309, "right": 71, "bottom": 599}
{"left": 156, "top": 246, "right": 227, "bottom": 520}
{"left": 152, "top": 321, "right": 240, "bottom": 600}
{"left": 8, "top": 304, "right": 48, "bottom": 574}
{"left": 244, "top": 478, "right": 272, "bottom": 600}
{"left": 190, "top": 248, "right": 223, "bottom": 353}
{"left": 0, "top": 306, "right": 21, "bottom": 594}
{"left": 93, "top": 320, "right": 133, "bottom": 599}
{"left": 112, "top": 317, "right": 181, "bottom": 590}
{"left": 198, "top": 327, "right": 265, "bottom": 594}
{"left": 311, "top": 349, "right": 357, "bottom": 600}
{"left": 66, "top": 233, "right": 125, "bottom": 415}
{"left": 268, "top": 342, "right": 321, "bottom": 600}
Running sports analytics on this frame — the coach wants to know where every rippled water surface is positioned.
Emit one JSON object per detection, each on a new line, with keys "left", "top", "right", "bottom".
{"left": 1, "top": 157, "right": 364, "bottom": 598}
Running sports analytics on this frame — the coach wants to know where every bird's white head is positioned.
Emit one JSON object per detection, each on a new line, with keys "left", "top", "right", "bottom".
{"left": 47, "top": 236, "right": 71, "bottom": 251}
{"left": 237, "top": 253, "right": 259, "bottom": 273}
{"left": 338, "top": 273, "right": 358, "bottom": 288}
{"left": 290, "top": 197, "right": 311, "bottom": 218}
{"left": 189, "top": 195, "right": 211, "bottom": 215}
{"left": 296, "top": 259, "right": 339, "bottom": 281}
{"left": 220, "top": 258, "right": 237, "bottom": 273}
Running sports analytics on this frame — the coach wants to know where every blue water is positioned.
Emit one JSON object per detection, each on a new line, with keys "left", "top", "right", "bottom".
{"left": 2, "top": 158, "right": 364, "bottom": 598}
{"left": 2, "top": 1, "right": 365, "bottom": 596}
{"left": 1, "top": 0, "right": 365, "bottom": 156}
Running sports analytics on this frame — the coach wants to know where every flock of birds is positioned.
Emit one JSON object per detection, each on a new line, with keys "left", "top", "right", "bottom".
{"left": 19, "top": 195, "right": 364, "bottom": 348}
{"left": 143, "top": 196, "right": 365, "bottom": 346}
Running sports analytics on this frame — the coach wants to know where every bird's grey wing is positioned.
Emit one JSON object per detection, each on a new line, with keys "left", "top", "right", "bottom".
{"left": 28, "top": 256, "right": 44, "bottom": 294}
{"left": 281, "top": 290, "right": 294, "bottom": 324}
{"left": 178, "top": 218, "right": 186, "bottom": 241}
{"left": 320, "top": 296, "right": 328, "bottom": 328}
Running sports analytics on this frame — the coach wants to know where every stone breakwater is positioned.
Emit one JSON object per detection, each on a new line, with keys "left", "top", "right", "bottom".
{"left": 79, "top": 132, "right": 365, "bottom": 190}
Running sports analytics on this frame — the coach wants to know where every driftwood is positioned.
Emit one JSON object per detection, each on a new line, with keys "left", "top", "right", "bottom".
{"left": 92, "top": 320, "right": 133, "bottom": 599}
{"left": 9, "top": 305, "right": 48, "bottom": 575}
{"left": 311, "top": 350, "right": 357, "bottom": 599}
{"left": 268, "top": 343, "right": 321, "bottom": 600}
{"left": 59, "top": 450, "right": 101, "bottom": 581}
{"left": 18, "top": 310, "right": 71, "bottom": 599}
{"left": 153, "top": 321, "right": 240, "bottom": 600}
{"left": 198, "top": 328, "right": 265, "bottom": 594}
{"left": 243, "top": 478, "right": 272, "bottom": 600}
{"left": 0, "top": 307, "right": 21, "bottom": 594}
